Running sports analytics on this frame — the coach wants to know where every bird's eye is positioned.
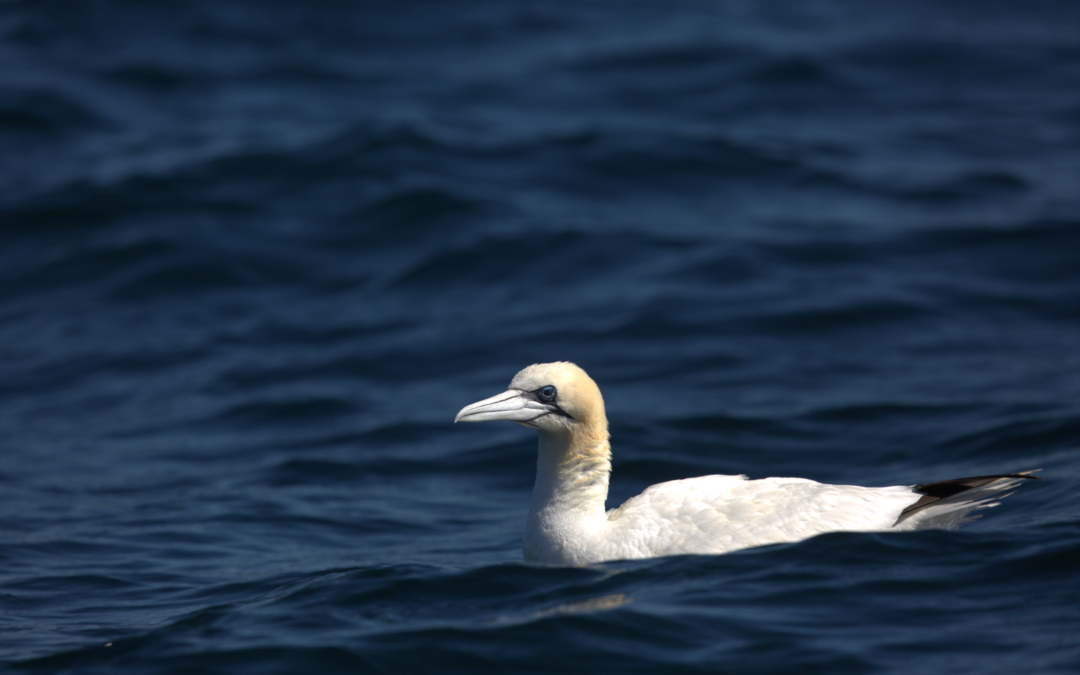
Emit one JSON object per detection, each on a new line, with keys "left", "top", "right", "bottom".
{"left": 537, "top": 385, "right": 557, "bottom": 403}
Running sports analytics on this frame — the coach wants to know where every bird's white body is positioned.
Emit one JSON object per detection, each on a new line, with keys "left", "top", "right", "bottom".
{"left": 528, "top": 473, "right": 919, "bottom": 564}
{"left": 455, "top": 362, "right": 1038, "bottom": 565}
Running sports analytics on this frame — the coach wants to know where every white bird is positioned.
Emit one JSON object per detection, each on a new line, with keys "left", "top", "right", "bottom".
{"left": 454, "top": 362, "right": 1041, "bottom": 564}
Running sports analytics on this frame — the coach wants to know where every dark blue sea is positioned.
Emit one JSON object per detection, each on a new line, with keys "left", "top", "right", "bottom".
{"left": 2, "top": 1, "right": 1078, "bottom": 673}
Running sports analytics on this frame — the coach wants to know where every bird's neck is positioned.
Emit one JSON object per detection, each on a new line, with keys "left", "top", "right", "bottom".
{"left": 524, "top": 421, "right": 611, "bottom": 562}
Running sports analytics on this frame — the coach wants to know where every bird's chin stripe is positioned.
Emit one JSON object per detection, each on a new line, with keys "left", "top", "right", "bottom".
{"left": 525, "top": 410, "right": 574, "bottom": 426}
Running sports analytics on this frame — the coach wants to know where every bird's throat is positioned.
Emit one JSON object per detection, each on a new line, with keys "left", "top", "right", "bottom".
{"left": 525, "top": 426, "right": 612, "bottom": 558}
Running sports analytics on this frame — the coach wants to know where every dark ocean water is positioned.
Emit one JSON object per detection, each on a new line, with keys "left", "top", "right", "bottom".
{"left": 2, "top": 1, "right": 1079, "bottom": 673}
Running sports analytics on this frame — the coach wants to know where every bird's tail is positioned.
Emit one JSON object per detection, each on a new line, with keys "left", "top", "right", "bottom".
{"left": 893, "top": 470, "right": 1042, "bottom": 529}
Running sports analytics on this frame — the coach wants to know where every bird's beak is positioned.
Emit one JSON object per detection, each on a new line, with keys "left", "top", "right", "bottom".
{"left": 454, "top": 389, "right": 550, "bottom": 423}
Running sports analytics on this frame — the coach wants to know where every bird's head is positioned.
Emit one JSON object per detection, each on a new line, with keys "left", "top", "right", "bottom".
{"left": 454, "top": 362, "right": 606, "bottom": 435}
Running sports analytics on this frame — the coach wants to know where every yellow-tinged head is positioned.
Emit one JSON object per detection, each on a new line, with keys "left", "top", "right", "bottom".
{"left": 454, "top": 362, "right": 607, "bottom": 436}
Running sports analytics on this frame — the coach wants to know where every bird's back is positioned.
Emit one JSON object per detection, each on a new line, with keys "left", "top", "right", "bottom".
{"left": 602, "top": 475, "right": 919, "bottom": 559}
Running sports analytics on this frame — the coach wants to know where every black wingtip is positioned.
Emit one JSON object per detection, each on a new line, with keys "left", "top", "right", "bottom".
{"left": 896, "top": 471, "right": 1043, "bottom": 525}
{"left": 912, "top": 471, "right": 1043, "bottom": 498}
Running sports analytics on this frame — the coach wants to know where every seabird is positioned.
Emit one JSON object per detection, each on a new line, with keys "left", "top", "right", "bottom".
{"left": 455, "top": 362, "right": 1041, "bottom": 564}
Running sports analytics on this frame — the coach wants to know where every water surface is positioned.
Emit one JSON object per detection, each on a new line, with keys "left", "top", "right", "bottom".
{"left": 2, "top": 1, "right": 1078, "bottom": 673}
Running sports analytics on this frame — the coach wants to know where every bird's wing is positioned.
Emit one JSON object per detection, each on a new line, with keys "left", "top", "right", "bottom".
{"left": 607, "top": 475, "right": 917, "bottom": 556}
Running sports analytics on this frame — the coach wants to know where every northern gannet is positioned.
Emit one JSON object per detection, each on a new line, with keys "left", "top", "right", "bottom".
{"left": 454, "top": 362, "right": 1041, "bottom": 564}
